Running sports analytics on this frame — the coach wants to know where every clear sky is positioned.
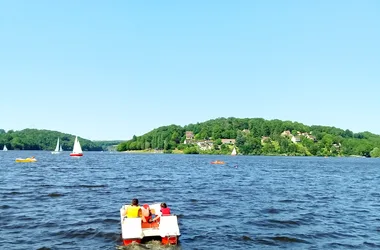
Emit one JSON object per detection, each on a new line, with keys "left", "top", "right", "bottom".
{"left": 1, "top": 1, "right": 379, "bottom": 140}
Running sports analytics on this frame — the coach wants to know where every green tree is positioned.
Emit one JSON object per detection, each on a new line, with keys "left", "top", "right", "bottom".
{"left": 171, "top": 131, "right": 180, "bottom": 144}
{"left": 370, "top": 147, "right": 380, "bottom": 157}
{"left": 262, "top": 142, "right": 275, "bottom": 154}
{"left": 309, "top": 144, "right": 319, "bottom": 156}
{"left": 215, "top": 139, "right": 222, "bottom": 145}
{"left": 321, "top": 134, "right": 334, "bottom": 147}
{"left": 355, "top": 143, "right": 372, "bottom": 157}
{"left": 184, "top": 146, "right": 199, "bottom": 154}
{"left": 236, "top": 133, "right": 245, "bottom": 147}
{"left": 279, "top": 137, "right": 290, "bottom": 154}
{"left": 287, "top": 143, "right": 297, "bottom": 155}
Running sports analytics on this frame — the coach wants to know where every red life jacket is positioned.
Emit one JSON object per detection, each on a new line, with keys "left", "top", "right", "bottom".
{"left": 160, "top": 207, "right": 171, "bottom": 215}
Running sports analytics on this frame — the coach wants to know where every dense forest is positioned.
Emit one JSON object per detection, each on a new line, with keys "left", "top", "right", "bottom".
{"left": 0, "top": 129, "right": 111, "bottom": 151}
{"left": 116, "top": 117, "right": 380, "bottom": 157}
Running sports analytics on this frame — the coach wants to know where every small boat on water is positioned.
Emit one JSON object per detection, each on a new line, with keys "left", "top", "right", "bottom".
{"left": 231, "top": 147, "right": 237, "bottom": 156}
{"left": 51, "top": 138, "right": 63, "bottom": 154}
{"left": 120, "top": 203, "right": 180, "bottom": 245}
{"left": 211, "top": 160, "right": 225, "bottom": 164}
{"left": 70, "top": 136, "right": 83, "bottom": 157}
{"left": 15, "top": 157, "right": 37, "bottom": 163}
{"left": 3, "top": 145, "right": 8, "bottom": 151}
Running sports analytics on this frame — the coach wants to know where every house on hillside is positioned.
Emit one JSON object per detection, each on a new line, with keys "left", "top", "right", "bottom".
{"left": 186, "top": 131, "right": 194, "bottom": 139}
{"left": 184, "top": 131, "right": 195, "bottom": 144}
{"left": 296, "top": 131, "right": 317, "bottom": 142}
{"left": 281, "top": 130, "right": 297, "bottom": 142}
{"left": 333, "top": 143, "right": 341, "bottom": 148}
{"left": 221, "top": 139, "right": 236, "bottom": 144}
{"left": 183, "top": 139, "right": 191, "bottom": 144}
{"left": 196, "top": 140, "right": 214, "bottom": 150}
{"left": 291, "top": 136, "right": 301, "bottom": 143}
{"left": 282, "top": 130, "right": 317, "bottom": 143}
{"left": 281, "top": 130, "right": 292, "bottom": 137}
{"left": 306, "top": 134, "right": 317, "bottom": 141}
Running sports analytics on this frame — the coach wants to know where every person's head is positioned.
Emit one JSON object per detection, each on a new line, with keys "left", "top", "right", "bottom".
{"left": 143, "top": 204, "right": 149, "bottom": 209}
{"left": 131, "top": 198, "right": 139, "bottom": 206}
{"left": 160, "top": 202, "right": 167, "bottom": 208}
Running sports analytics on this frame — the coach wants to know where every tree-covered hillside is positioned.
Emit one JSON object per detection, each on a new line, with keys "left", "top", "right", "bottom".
{"left": 93, "top": 140, "right": 123, "bottom": 151}
{"left": 0, "top": 129, "right": 103, "bottom": 151}
{"left": 117, "top": 117, "right": 380, "bottom": 157}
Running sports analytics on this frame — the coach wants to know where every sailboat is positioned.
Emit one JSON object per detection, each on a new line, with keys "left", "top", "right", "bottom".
{"left": 3, "top": 145, "right": 8, "bottom": 151}
{"left": 231, "top": 147, "right": 237, "bottom": 156}
{"left": 51, "top": 138, "right": 61, "bottom": 154}
{"left": 70, "top": 136, "right": 83, "bottom": 157}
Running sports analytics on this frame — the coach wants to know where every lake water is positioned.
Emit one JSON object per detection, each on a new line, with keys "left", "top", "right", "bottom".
{"left": 1, "top": 151, "right": 380, "bottom": 249}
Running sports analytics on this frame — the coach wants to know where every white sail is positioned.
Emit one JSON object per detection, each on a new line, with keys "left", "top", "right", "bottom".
{"left": 72, "top": 136, "right": 83, "bottom": 154}
{"left": 231, "top": 147, "right": 237, "bottom": 156}
{"left": 59, "top": 144, "right": 63, "bottom": 152}
{"left": 3, "top": 145, "right": 7, "bottom": 151}
{"left": 52, "top": 138, "right": 61, "bottom": 154}
{"left": 54, "top": 138, "right": 60, "bottom": 152}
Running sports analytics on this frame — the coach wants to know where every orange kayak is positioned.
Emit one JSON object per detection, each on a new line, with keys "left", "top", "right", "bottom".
{"left": 211, "top": 160, "right": 225, "bottom": 164}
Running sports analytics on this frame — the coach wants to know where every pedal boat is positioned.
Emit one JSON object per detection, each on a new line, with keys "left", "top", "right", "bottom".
{"left": 120, "top": 203, "right": 180, "bottom": 245}
{"left": 15, "top": 157, "right": 37, "bottom": 163}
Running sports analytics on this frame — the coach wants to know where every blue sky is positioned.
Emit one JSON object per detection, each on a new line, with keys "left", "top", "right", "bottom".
{"left": 1, "top": 1, "right": 379, "bottom": 140}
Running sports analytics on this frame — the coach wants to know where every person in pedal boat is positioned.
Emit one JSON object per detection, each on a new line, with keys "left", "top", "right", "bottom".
{"left": 152, "top": 202, "right": 171, "bottom": 222}
{"left": 160, "top": 203, "right": 171, "bottom": 215}
{"left": 141, "top": 204, "right": 153, "bottom": 223}
{"left": 124, "top": 198, "right": 141, "bottom": 218}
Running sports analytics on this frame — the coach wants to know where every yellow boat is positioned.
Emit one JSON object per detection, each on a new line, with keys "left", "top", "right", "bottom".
{"left": 15, "top": 157, "right": 37, "bottom": 163}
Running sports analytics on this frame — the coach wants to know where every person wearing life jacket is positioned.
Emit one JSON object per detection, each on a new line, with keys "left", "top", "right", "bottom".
{"left": 141, "top": 204, "right": 152, "bottom": 223}
{"left": 152, "top": 202, "right": 171, "bottom": 222}
{"left": 124, "top": 198, "right": 141, "bottom": 218}
{"left": 160, "top": 202, "right": 171, "bottom": 215}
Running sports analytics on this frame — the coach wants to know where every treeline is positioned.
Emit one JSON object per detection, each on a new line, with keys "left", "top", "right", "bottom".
{"left": 116, "top": 117, "right": 380, "bottom": 157}
{"left": 117, "top": 125, "right": 184, "bottom": 152}
{"left": 93, "top": 140, "right": 123, "bottom": 151}
{"left": 0, "top": 129, "right": 103, "bottom": 151}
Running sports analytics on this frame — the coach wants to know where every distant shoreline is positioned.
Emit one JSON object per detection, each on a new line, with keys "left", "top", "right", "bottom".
{"left": 123, "top": 149, "right": 185, "bottom": 154}
{"left": 123, "top": 150, "right": 164, "bottom": 154}
{"left": 122, "top": 150, "right": 367, "bottom": 158}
